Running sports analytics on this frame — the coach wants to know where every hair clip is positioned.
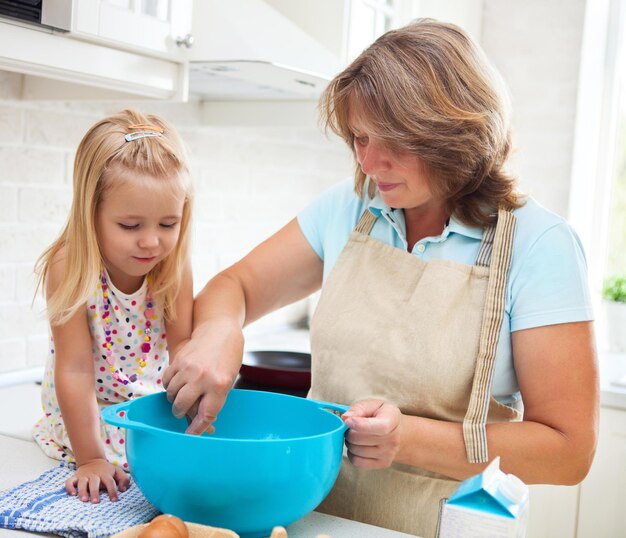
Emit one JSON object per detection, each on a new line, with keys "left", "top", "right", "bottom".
{"left": 127, "top": 123, "right": 164, "bottom": 133}
{"left": 125, "top": 131, "right": 163, "bottom": 142}
{"left": 124, "top": 122, "right": 164, "bottom": 142}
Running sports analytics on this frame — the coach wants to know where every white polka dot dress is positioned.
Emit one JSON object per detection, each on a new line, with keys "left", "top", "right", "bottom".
{"left": 33, "top": 272, "right": 168, "bottom": 469}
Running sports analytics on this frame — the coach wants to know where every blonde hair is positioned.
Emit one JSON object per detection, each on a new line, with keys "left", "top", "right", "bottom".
{"left": 320, "top": 18, "right": 524, "bottom": 226}
{"left": 35, "top": 109, "right": 193, "bottom": 326}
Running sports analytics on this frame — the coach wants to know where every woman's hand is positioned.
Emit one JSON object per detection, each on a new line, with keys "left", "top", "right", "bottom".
{"left": 65, "top": 458, "right": 130, "bottom": 503}
{"left": 162, "top": 317, "right": 244, "bottom": 435}
{"left": 343, "top": 399, "right": 403, "bottom": 469}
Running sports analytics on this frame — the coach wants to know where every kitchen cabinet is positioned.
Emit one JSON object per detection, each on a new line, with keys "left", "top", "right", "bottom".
{"left": 0, "top": 0, "right": 192, "bottom": 100}
{"left": 577, "top": 406, "right": 626, "bottom": 537}
{"left": 72, "top": 0, "right": 193, "bottom": 58}
{"left": 527, "top": 484, "right": 579, "bottom": 538}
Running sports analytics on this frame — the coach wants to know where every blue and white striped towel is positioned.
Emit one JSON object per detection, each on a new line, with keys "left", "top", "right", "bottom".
{"left": 0, "top": 462, "right": 159, "bottom": 537}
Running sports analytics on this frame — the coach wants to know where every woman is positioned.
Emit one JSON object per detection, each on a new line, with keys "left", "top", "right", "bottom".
{"left": 164, "top": 19, "right": 598, "bottom": 537}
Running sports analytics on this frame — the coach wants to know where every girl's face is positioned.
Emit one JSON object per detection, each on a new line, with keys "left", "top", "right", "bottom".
{"left": 348, "top": 105, "right": 443, "bottom": 214}
{"left": 95, "top": 173, "right": 186, "bottom": 294}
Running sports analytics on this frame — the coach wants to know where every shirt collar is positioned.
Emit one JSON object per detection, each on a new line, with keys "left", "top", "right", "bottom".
{"left": 447, "top": 214, "right": 484, "bottom": 239}
{"left": 366, "top": 183, "right": 484, "bottom": 241}
{"left": 367, "top": 188, "right": 388, "bottom": 216}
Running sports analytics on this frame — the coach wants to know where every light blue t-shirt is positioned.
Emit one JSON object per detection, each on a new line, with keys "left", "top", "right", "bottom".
{"left": 297, "top": 178, "right": 594, "bottom": 405}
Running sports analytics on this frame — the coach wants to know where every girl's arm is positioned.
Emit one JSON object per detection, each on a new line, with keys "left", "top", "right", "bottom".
{"left": 343, "top": 321, "right": 599, "bottom": 485}
{"left": 164, "top": 258, "right": 194, "bottom": 361}
{"left": 46, "top": 252, "right": 130, "bottom": 502}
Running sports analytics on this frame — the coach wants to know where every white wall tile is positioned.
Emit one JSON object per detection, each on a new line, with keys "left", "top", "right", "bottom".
{"left": 0, "top": 72, "right": 22, "bottom": 101}
{"left": 18, "top": 185, "right": 72, "bottom": 223}
{"left": 0, "top": 338, "right": 26, "bottom": 372}
{"left": 0, "top": 265, "right": 15, "bottom": 302}
{"left": 27, "top": 333, "right": 49, "bottom": 368}
{"left": 16, "top": 263, "right": 39, "bottom": 303}
{"left": 125, "top": 101, "right": 206, "bottom": 127}
{"left": 0, "top": 147, "right": 66, "bottom": 184}
{"left": 0, "top": 184, "right": 18, "bottom": 222}
{"left": 183, "top": 129, "right": 240, "bottom": 164}
{"left": 190, "top": 254, "right": 220, "bottom": 296}
{"left": 0, "top": 106, "right": 24, "bottom": 143}
{"left": 0, "top": 223, "right": 61, "bottom": 263}
{"left": 24, "top": 109, "right": 96, "bottom": 148}
{"left": 197, "top": 163, "right": 251, "bottom": 196}
{"left": 0, "top": 302, "right": 46, "bottom": 341}
{"left": 65, "top": 152, "right": 75, "bottom": 184}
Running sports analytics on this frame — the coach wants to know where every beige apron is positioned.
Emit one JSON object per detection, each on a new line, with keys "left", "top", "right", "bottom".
{"left": 309, "top": 208, "right": 522, "bottom": 538}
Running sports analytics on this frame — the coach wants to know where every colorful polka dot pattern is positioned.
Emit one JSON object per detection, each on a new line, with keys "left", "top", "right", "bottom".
{"left": 33, "top": 273, "right": 168, "bottom": 468}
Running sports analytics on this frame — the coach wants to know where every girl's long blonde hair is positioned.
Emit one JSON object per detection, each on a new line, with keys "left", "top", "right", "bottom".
{"left": 320, "top": 18, "right": 524, "bottom": 227}
{"left": 35, "top": 109, "right": 193, "bottom": 326}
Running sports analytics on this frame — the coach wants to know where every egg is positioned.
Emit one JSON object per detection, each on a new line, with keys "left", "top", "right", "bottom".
{"left": 151, "top": 514, "right": 188, "bottom": 537}
{"left": 138, "top": 514, "right": 188, "bottom": 538}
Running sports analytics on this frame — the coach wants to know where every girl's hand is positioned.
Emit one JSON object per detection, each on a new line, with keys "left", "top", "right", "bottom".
{"left": 342, "top": 399, "right": 403, "bottom": 469}
{"left": 65, "top": 458, "right": 130, "bottom": 503}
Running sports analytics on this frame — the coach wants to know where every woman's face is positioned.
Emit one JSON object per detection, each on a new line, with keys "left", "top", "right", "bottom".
{"left": 348, "top": 106, "right": 440, "bottom": 212}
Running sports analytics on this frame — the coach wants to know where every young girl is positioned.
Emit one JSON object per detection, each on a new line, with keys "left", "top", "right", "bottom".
{"left": 32, "top": 109, "right": 194, "bottom": 504}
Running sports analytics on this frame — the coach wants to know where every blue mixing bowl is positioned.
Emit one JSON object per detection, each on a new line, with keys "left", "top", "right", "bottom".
{"left": 101, "top": 389, "right": 348, "bottom": 538}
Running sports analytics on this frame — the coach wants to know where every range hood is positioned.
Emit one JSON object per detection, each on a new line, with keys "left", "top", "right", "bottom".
{"left": 188, "top": 0, "right": 343, "bottom": 100}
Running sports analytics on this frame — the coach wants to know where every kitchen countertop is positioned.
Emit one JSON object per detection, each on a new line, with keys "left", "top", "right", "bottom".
{"left": 0, "top": 434, "right": 417, "bottom": 538}
{"left": 243, "top": 327, "right": 311, "bottom": 354}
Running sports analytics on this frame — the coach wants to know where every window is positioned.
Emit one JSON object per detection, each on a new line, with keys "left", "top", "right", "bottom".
{"left": 569, "top": 0, "right": 626, "bottom": 294}
{"left": 605, "top": 56, "right": 626, "bottom": 277}
{"left": 140, "top": 0, "right": 169, "bottom": 21}
{"left": 104, "top": 0, "right": 170, "bottom": 22}
{"left": 346, "top": 0, "right": 398, "bottom": 61}
{"left": 567, "top": 0, "right": 626, "bottom": 353}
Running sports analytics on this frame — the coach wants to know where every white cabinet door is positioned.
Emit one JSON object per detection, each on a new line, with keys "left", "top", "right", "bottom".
{"left": 73, "top": 0, "right": 192, "bottom": 57}
{"left": 527, "top": 484, "right": 579, "bottom": 538}
{"left": 577, "top": 407, "right": 626, "bottom": 538}
{"left": 0, "top": 19, "right": 185, "bottom": 100}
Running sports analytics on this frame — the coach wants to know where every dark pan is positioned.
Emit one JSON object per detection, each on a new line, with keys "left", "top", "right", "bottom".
{"left": 239, "top": 351, "right": 311, "bottom": 389}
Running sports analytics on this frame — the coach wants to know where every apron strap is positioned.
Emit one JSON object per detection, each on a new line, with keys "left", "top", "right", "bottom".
{"left": 354, "top": 210, "right": 378, "bottom": 235}
{"left": 475, "top": 226, "right": 496, "bottom": 267}
{"left": 462, "top": 207, "right": 516, "bottom": 463}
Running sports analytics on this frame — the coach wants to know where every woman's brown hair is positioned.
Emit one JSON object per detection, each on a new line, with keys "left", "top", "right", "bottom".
{"left": 320, "top": 18, "right": 524, "bottom": 226}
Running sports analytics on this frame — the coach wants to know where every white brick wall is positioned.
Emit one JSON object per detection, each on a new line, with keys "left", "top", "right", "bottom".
{"left": 0, "top": 264, "right": 15, "bottom": 302}
{"left": 0, "top": 99, "right": 353, "bottom": 373}
{"left": 0, "top": 184, "right": 17, "bottom": 223}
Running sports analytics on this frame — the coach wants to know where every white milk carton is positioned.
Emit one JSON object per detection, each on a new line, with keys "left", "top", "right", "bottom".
{"left": 438, "top": 457, "right": 529, "bottom": 538}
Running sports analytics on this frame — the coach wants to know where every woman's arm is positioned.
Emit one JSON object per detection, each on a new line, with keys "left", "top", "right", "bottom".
{"left": 345, "top": 321, "right": 599, "bottom": 484}
{"left": 163, "top": 218, "right": 324, "bottom": 434}
{"left": 164, "top": 258, "right": 194, "bottom": 361}
{"left": 47, "top": 254, "right": 130, "bottom": 502}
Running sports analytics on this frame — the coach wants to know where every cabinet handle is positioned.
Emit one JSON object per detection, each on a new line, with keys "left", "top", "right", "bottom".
{"left": 175, "top": 34, "right": 195, "bottom": 48}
